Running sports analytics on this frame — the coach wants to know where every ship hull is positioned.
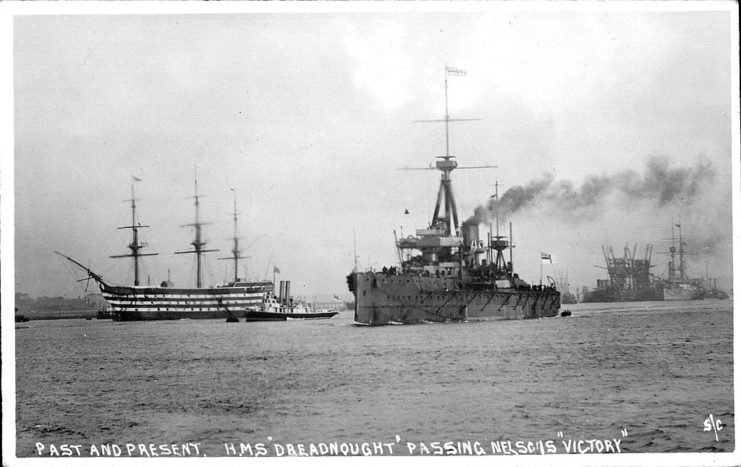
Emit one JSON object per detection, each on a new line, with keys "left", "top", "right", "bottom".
{"left": 352, "top": 272, "right": 560, "bottom": 325}
{"left": 662, "top": 284, "right": 705, "bottom": 301}
{"left": 581, "top": 287, "right": 664, "bottom": 303}
{"left": 99, "top": 282, "right": 273, "bottom": 321}
{"left": 244, "top": 310, "right": 338, "bottom": 322}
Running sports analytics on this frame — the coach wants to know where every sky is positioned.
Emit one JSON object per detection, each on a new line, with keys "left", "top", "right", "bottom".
{"left": 5, "top": 3, "right": 738, "bottom": 302}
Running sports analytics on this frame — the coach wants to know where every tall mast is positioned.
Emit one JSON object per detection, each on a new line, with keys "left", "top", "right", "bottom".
{"left": 677, "top": 222, "right": 685, "bottom": 281}
{"left": 407, "top": 66, "right": 492, "bottom": 236}
{"left": 494, "top": 181, "right": 500, "bottom": 237}
{"left": 219, "top": 190, "right": 249, "bottom": 284}
{"left": 668, "top": 223, "right": 676, "bottom": 281}
{"left": 110, "top": 180, "right": 158, "bottom": 286}
{"left": 175, "top": 170, "right": 218, "bottom": 288}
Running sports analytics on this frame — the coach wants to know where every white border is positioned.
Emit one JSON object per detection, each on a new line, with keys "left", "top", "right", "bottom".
{"left": 1, "top": 2, "right": 738, "bottom": 467}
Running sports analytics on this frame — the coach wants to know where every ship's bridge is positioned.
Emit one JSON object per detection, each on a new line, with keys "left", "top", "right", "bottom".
{"left": 416, "top": 228, "right": 446, "bottom": 236}
{"left": 397, "top": 235, "right": 462, "bottom": 249}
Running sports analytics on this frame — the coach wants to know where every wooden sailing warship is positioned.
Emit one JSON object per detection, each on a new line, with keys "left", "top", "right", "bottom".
{"left": 57, "top": 178, "right": 272, "bottom": 321}
{"left": 347, "top": 67, "right": 561, "bottom": 325}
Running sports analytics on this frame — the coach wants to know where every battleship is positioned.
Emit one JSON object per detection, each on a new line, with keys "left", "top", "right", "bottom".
{"left": 57, "top": 179, "right": 273, "bottom": 321}
{"left": 244, "top": 281, "right": 338, "bottom": 321}
{"left": 347, "top": 67, "right": 561, "bottom": 325}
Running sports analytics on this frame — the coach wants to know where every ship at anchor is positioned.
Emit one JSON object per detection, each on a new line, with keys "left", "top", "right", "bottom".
{"left": 347, "top": 66, "right": 561, "bottom": 325}
{"left": 581, "top": 243, "right": 664, "bottom": 303}
{"left": 661, "top": 223, "right": 706, "bottom": 301}
{"left": 581, "top": 222, "right": 722, "bottom": 302}
{"left": 57, "top": 178, "right": 273, "bottom": 321}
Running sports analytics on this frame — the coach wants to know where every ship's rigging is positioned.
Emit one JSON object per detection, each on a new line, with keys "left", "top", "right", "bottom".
{"left": 109, "top": 181, "right": 158, "bottom": 286}
{"left": 174, "top": 172, "right": 219, "bottom": 288}
{"left": 219, "top": 190, "right": 250, "bottom": 284}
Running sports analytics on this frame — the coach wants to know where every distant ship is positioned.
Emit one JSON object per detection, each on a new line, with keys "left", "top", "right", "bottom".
{"left": 704, "top": 274, "right": 729, "bottom": 299}
{"left": 244, "top": 281, "right": 338, "bottom": 321}
{"left": 581, "top": 244, "right": 664, "bottom": 303}
{"left": 347, "top": 67, "right": 560, "bottom": 325}
{"left": 57, "top": 178, "right": 272, "bottom": 321}
{"left": 555, "top": 271, "right": 578, "bottom": 304}
{"left": 582, "top": 223, "right": 722, "bottom": 302}
{"left": 660, "top": 223, "right": 705, "bottom": 301}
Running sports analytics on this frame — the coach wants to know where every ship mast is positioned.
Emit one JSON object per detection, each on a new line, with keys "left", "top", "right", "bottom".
{"left": 666, "top": 220, "right": 689, "bottom": 283}
{"left": 677, "top": 222, "right": 686, "bottom": 281}
{"left": 219, "top": 190, "right": 249, "bottom": 284}
{"left": 110, "top": 181, "right": 158, "bottom": 286}
{"left": 408, "top": 66, "right": 493, "bottom": 236}
{"left": 489, "top": 180, "right": 510, "bottom": 273}
{"left": 175, "top": 171, "right": 219, "bottom": 288}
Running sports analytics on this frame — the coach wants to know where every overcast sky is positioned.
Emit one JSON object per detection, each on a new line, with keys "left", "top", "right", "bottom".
{"left": 6, "top": 3, "right": 738, "bottom": 301}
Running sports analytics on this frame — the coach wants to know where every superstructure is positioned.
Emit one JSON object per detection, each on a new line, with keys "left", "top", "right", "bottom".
{"left": 347, "top": 67, "right": 561, "bottom": 325}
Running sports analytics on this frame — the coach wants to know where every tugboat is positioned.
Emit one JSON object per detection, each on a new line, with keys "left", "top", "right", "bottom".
{"left": 347, "top": 66, "right": 560, "bottom": 325}
{"left": 56, "top": 178, "right": 272, "bottom": 321}
{"left": 244, "top": 281, "right": 338, "bottom": 321}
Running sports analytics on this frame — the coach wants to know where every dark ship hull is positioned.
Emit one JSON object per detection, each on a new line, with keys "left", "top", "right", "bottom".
{"left": 244, "top": 310, "right": 338, "bottom": 321}
{"left": 352, "top": 272, "right": 559, "bottom": 325}
{"left": 244, "top": 284, "right": 338, "bottom": 321}
{"left": 100, "top": 281, "right": 273, "bottom": 321}
{"left": 581, "top": 287, "right": 664, "bottom": 303}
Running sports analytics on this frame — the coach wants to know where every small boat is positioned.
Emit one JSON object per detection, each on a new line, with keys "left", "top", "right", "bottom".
{"left": 244, "top": 281, "right": 338, "bottom": 322}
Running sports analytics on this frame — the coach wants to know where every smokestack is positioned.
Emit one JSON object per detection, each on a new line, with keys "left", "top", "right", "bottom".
{"left": 462, "top": 221, "right": 479, "bottom": 249}
{"left": 284, "top": 281, "right": 291, "bottom": 304}
{"left": 279, "top": 280, "right": 285, "bottom": 301}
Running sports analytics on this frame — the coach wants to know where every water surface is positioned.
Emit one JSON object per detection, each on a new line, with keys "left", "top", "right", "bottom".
{"left": 15, "top": 300, "right": 734, "bottom": 458}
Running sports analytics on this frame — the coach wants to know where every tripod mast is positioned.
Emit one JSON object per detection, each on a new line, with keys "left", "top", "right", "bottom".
{"left": 406, "top": 66, "right": 494, "bottom": 236}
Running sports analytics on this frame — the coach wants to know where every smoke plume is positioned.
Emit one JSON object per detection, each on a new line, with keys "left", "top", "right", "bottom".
{"left": 467, "top": 155, "right": 715, "bottom": 225}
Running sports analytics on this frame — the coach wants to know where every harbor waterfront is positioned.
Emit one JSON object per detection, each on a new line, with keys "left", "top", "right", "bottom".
{"left": 15, "top": 299, "right": 733, "bottom": 457}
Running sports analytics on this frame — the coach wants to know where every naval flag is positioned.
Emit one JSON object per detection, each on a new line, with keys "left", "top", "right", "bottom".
{"left": 540, "top": 252, "right": 553, "bottom": 264}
